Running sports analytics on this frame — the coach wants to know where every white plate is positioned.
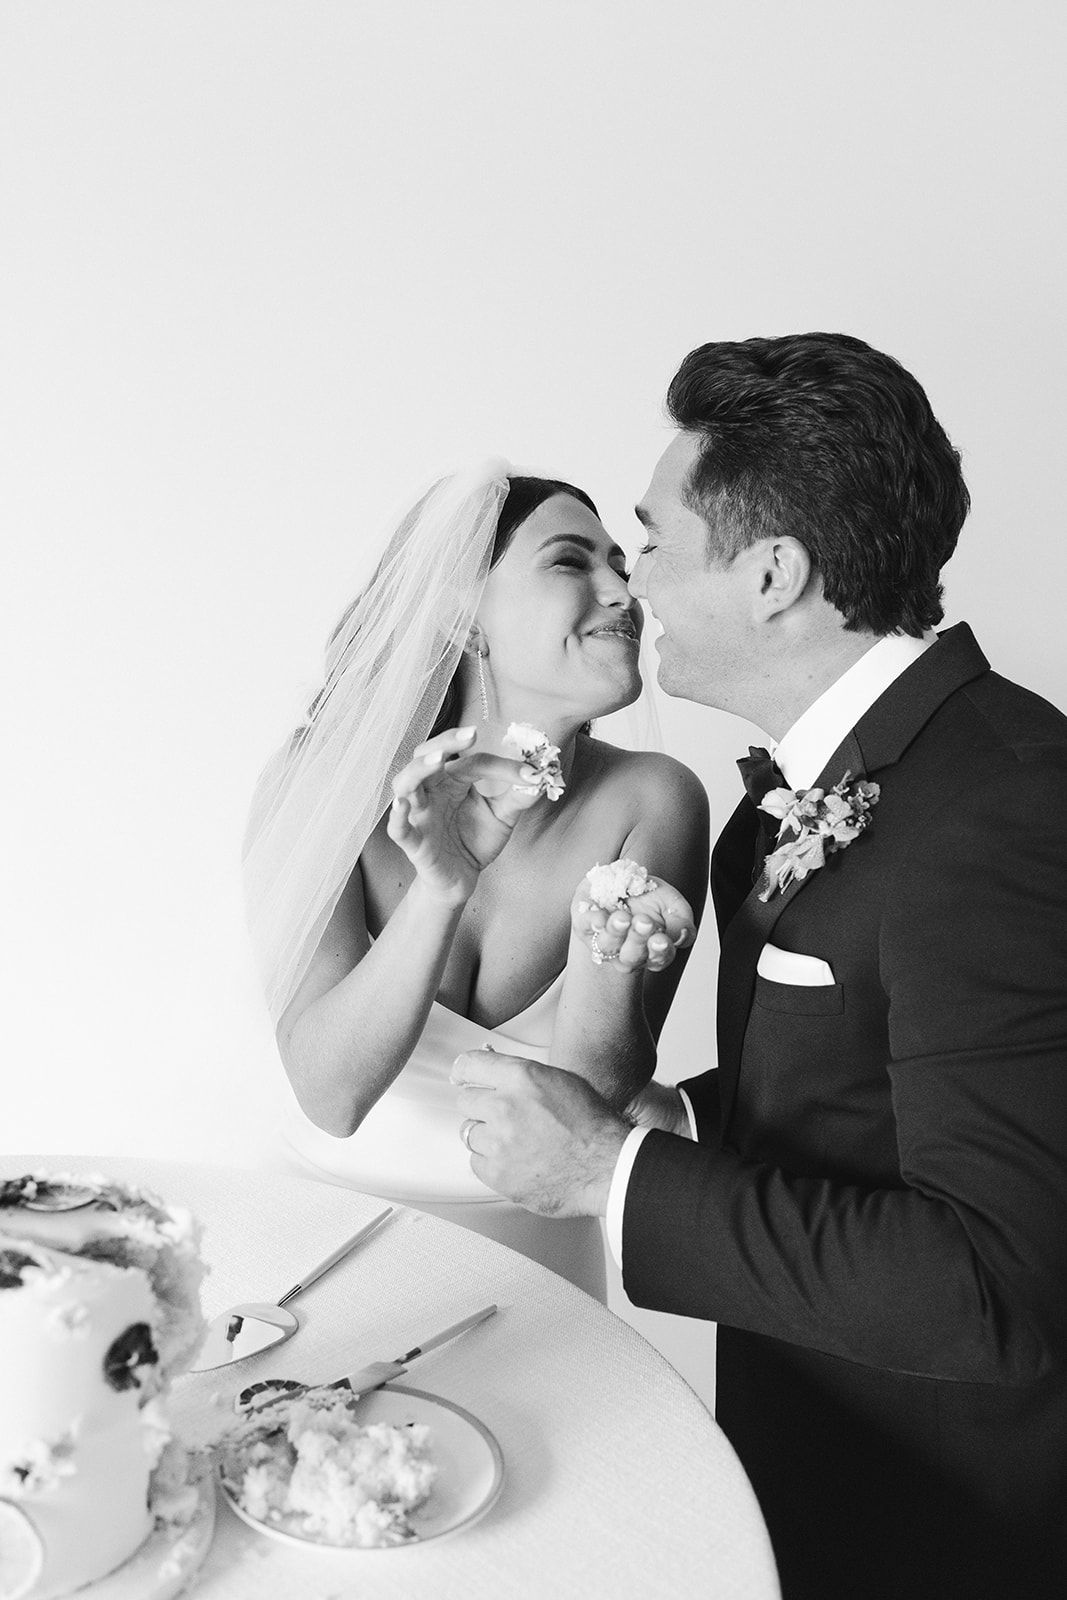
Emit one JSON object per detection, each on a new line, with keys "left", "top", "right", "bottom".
{"left": 219, "top": 1384, "right": 504, "bottom": 1551}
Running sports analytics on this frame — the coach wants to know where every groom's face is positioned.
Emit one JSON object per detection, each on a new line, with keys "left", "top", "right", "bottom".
{"left": 630, "top": 432, "right": 760, "bottom": 709}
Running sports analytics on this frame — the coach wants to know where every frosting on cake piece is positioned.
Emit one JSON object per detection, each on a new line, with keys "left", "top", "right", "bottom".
{"left": 578, "top": 858, "right": 657, "bottom": 914}
{"left": 219, "top": 1387, "right": 436, "bottom": 1548}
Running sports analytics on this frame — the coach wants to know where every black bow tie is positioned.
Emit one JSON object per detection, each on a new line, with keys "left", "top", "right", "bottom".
{"left": 737, "top": 746, "right": 786, "bottom": 809}
{"left": 737, "top": 746, "right": 787, "bottom": 889}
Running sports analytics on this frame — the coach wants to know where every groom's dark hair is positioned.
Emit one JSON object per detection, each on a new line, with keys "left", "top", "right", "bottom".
{"left": 666, "top": 333, "right": 970, "bottom": 635}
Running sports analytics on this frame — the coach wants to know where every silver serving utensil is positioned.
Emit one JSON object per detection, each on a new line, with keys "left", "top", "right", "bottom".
{"left": 191, "top": 1207, "right": 393, "bottom": 1372}
{"left": 23, "top": 1185, "right": 101, "bottom": 1211}
{"left": 235, "top": 1302, "right": 498, "bottom": 1415}
{"left": 3, "top": 1178, "right": 103, "bottom": 1211}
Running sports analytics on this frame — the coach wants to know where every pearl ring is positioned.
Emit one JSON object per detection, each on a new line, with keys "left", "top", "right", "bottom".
{"left": 590, "top": 929, "right": 620, "bottom": 966}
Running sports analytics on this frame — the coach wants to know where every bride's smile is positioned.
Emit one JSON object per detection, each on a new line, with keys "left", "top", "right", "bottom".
{"left": 471, "top": 494, "right": 644, "bottom": 735}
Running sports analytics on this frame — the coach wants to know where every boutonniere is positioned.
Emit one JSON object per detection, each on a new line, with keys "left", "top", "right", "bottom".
{"left": 757, "top": 772, "right": 880, "bottom": 901}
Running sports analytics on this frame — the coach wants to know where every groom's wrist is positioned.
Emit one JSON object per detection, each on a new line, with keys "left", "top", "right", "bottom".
{"left": 578, "top": 1118, "right": 631, "bottom": 1218}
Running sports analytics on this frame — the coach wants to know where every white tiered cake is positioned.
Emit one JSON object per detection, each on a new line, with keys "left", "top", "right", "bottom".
{"left": 0, "top": 1173, "right": 207, "bottom": 1600}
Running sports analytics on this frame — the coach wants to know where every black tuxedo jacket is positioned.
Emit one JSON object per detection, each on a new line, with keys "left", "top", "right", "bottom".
{"left": 622, "top": 625, "right": 1067, "bottom": 1600}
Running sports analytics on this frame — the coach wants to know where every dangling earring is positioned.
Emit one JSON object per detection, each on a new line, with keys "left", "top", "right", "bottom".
{"left": 476, "top": 649, "right": 491, "bottom": 723}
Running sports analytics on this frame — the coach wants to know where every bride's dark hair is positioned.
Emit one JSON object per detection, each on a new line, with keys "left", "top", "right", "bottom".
{"left": 429, "top": 476, "right": 599, "bottom": 737}
{"left": 491, "top": 476, "right": 599, "bottom": 558}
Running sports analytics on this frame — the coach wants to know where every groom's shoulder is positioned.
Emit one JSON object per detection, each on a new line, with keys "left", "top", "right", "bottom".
{"left": 967, "top": 664, "right": 1067, "bottom": 727}
{"left": 949, "top": 663, "right": 1067, "bottom": 762}
{"left": 899, "top": 660, "right": 1067, "bottom": 823}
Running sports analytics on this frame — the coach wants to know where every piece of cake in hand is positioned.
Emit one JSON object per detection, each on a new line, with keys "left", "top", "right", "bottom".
{"left": 0, "top": 1172, "right": 207, "bottom": 1600}
{"left": 503, "top": 722, "right": 565, "bottom": 802}
{"left": 578, "top": 857, "right": 658, "bottom": 915}
{"left": 219, "top": 1387, "right": 436, "bottom": 1548}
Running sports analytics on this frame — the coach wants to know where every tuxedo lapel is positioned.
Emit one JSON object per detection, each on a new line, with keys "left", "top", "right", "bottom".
{"left": 714, "top": 625, "right": 989, "bottom": 1134}
{"left": 716, "top": 732, "right": 865, "bottom": 1130}
{"left": 710, "top": 797, "right": 760, "bottom": 935}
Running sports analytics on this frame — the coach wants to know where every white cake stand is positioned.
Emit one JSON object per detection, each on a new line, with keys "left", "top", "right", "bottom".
{"left": 75, "top": 1474, "right": 215, "bottom": 1600}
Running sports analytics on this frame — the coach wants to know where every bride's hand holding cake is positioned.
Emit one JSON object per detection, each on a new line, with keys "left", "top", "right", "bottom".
{"left": 570, "top": 857, "right": 696, "bottom": 975}
{"left": 386, "top": 725, "right": 546, "bottom": 910}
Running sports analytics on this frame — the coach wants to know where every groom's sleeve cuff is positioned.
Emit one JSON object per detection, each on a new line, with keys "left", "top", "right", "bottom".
{"left": 677, "top": 1086, "right": 699, "bottom": 1140}
{"left": 605, "top": 1126, "right": 651, "bottom": 1269}
{"left": 606, "top": 1094, "right": 699, "bottom": 1269}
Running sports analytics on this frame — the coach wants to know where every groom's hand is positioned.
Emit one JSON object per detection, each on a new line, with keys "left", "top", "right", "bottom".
{"left": 450, "top": 1050, "right": 631, "bottom": 1217}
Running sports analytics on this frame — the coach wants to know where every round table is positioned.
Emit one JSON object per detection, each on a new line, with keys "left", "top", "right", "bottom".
{"left": 3, "top": 1154, "right": 779, "bottom": 1599}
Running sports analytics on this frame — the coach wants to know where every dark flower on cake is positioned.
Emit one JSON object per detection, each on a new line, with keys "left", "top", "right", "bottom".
{"left": 0, "top": 1247, "right": 39, "bottom": 1290}
{"left": 103, "top": 1321, "right": 160, "bottom": 1392}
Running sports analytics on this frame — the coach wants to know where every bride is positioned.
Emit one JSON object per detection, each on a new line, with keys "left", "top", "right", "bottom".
{"left": 243, "top": 462, "right": 709, "bottom": 1298}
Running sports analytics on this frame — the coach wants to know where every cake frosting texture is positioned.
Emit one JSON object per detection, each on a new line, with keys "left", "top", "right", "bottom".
{"left": 0, "top": 1173, "right": 206, "bottom": 1600}
{"left": 219, "top": 1387, "right": 436, "bottom": 1548}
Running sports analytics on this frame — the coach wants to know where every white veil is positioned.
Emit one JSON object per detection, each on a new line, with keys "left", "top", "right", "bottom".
{"left": 243, "top": 459, "right": 664, "bottom": 1026}
{"left": 244, "top": 460, "right": 510, "bottom": 1023}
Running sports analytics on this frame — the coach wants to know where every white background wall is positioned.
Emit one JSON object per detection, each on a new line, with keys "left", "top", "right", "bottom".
{"left": 3, "top": 2, "right": 1065, "bottom": 1406}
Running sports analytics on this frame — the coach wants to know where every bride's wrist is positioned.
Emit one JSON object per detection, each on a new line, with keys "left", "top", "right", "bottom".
{"left": 407, "top": 875, "right": 471, "bottom": 918}
{"left": 624, "top": 1080, "right": 688, "bottom": 1137}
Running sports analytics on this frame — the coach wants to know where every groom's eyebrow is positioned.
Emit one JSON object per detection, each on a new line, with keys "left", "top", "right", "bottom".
{"left": 634, "top": 505, "right": 657, "bottom": 531}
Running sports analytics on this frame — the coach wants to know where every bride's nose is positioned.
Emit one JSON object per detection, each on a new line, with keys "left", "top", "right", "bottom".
{"left": 596, "top": 567, "right": 635, "bottom": 608}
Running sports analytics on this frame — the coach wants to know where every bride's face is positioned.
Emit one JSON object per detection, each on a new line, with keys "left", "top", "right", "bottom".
{"left": 475, "top": 495, "right": 643, "bottom": 726}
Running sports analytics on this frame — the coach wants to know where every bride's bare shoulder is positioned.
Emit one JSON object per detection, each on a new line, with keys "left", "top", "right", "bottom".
{"left": 578, "top": 735, "right": 709, "bottom": 818}
{"left": 577, "top": 737, "right": 709, "bottom": 907}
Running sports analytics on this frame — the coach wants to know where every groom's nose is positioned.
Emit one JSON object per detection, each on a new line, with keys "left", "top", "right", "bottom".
{"left": 628, "top": 558, "right": 647, "bottom": 600}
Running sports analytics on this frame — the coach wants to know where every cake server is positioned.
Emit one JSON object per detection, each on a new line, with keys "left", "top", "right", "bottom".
{"left": 191, "top": 1207, "right": 393, "bottom": 1372}
{"left": 235, "top": 1302, "right": 498, "bottom": 1414}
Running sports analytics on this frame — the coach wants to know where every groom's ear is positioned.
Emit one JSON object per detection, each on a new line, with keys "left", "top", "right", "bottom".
{"left": 757, "top": 537, "right": 812, "bottom": 617}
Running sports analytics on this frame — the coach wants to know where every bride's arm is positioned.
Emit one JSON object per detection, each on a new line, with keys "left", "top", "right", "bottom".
{"left": 549, "top": 755, "right": 710, "bottom": 1108}
{"left": 278, "top": 728, "right": 542, "bottom": 1136}
{"left": 277, "top": 864, "right": 463, "bottom": 1137}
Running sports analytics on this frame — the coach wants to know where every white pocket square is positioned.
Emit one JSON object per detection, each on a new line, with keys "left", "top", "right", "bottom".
{"left": 756, "top": 943, "right": 835, "bottom": 986}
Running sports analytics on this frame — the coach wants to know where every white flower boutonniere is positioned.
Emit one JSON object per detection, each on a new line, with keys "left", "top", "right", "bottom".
{"left": 757, "top": 772, "right": 880, "bottom": 902}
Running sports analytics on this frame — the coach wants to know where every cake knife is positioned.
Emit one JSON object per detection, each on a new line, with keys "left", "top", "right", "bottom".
{"left": 235, "top": 1302, "right": 498, "bottom": 1414}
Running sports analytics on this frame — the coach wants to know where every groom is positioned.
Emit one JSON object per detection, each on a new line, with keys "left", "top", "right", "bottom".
{"left": 452, "top": 334, "right": 1067, "bottom": 1600}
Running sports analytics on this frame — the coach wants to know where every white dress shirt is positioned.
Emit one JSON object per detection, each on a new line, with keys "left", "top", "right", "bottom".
{"left": 604, "top": 630, "right": 936, "bottom": 1268}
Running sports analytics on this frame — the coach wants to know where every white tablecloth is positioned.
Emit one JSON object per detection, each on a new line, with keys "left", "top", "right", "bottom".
{"left": 3, "top": 1154, "right": 780, "bottom": 1599}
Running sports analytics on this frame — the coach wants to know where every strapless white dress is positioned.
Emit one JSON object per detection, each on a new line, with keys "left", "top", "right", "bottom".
{"left": 277, "top": 972, "right": 607, "bottom": 1300}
